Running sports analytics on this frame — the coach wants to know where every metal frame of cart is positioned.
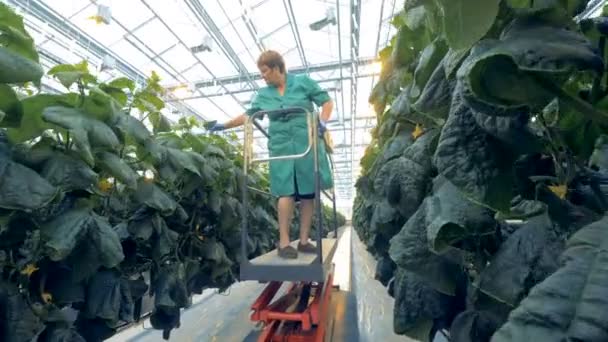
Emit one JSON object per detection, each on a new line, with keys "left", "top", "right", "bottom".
{"left": 239, "top": 107, "right": 339, "bottom": 342}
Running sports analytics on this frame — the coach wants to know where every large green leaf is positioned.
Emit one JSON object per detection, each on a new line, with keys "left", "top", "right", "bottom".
{"left": 392, "top": 268, "right": 455, "bottom": 339}
{"left": 97, "top": 152, "right": 138, "bottom": 190}
{"left": 98, "top": 84, "right": 128, "bottom": 107}
{"left": 0, "top": 46, "right": 43, "bottom": 84}
{"left": 412, "top": 58, "right": 454, "bottom": 121}
{"left": 433, "top": 83, "right": 515, "bottom": 212}
{"left": 6, "top": 94, "right": 78, "bottom": 143}
{"left": 471, "top": 108, "right": 543, "bottom": 155}
{"left": 369, "top": 200, "right": 403, "bottom": 249}
{"left": 389, "top": 199, "right": 467, "bottom": 295}
{"left": 478, "top": 213, "right": 563, "bottom": 308}
{"left": 84, "top": 86, "right": 123, "bottom": 122}
{"left": 0, "top": 157, "right": 58, "bottom": 211}
{"left": 460, "top": 17, "right": 604, "bottom": 117}
{"left": 42, "top": 106, "right": 120, "bottom": 165}
{"left": 41, "top": 208, "right": 91, "bottom": 261}
{"left": 128, "top": 213, "right": 160, "bottom": 240}
{"left": 491, "top": 215, "right": 608, "bottom": 341}
{"left": 379, "top": 131, "right": 437, "bottom": 219}
{"left": 409, "top": 38, "right": 449, "bottom": 100}
{"left": 149, "top": 112, "right": 172, "bottom": 134}
{"left": 88, "top": 213, "right": 125, "bottom": 268}
{"left": 391, "top": 25, "right": 422, "bottom": 67}
{"left": 438, "top": 0, "right": 501, "bottom": 50}
{"left": 41, "top": 206, "right": 123, "bottom": 268}
{"left": 134, "top": 181, "right": 178, "bottom": 215}
{"left": 84, "top": 270, "right": 133, "bottom": 322}
{"left": 426, "top": 177, "right": 495, "bottom": 253}
{"left": 108, "top": 77, "right": 135, "bottom": 92}
{"left": 152, "top": 215, "right": 178, "bottom": 260}
{"left": 48, "top": 61, "right": 96, "bottom": 89}
{"left": 0, "top": 3, "right": 39, "bottom": 62}
{"left": 506, "top": 0, "right": 590, "bottom": 17}
{"left": 165, "top": 147, "right": 202, "bottom": 177}
{"left": 113, "top": 113, "right": 151, "bottom": 144}
{"left": 41, "top": 152, "right": 98, "bottom": 192}
{"left": 0, "top": 282, "right": 45, "bottom": 342}
{"left": 0, "top": 84, "right": 22, "bottom": 127}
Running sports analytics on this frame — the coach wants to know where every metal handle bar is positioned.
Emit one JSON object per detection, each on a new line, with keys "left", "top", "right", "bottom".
{"left": 245, "top": 107, "right": 316, "bottom": 165}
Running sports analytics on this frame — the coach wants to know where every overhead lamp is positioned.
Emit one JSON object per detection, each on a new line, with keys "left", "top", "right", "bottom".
{"left": 87, "top": 4, "right": 112, "bottom": 25}
{"left": 99, "top": 54, "right": 116, "bottom": 72}
{"left": 309, "top": 7, "right": 337, "bottom": 31}
{"left": 190, "top": 35, "right": 213, "bottom": 53}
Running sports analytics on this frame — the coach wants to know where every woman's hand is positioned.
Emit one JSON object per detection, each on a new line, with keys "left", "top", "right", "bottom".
{"left": 209, "top": 122, "right": 226, "bottom": 131}
{"left": 318, "top": 120, "right": 327, "bottom": 136}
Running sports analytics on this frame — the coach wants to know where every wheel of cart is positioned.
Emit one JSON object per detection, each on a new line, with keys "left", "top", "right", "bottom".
{"left": 239, "top": 107, "right": 340, "bottom": 342}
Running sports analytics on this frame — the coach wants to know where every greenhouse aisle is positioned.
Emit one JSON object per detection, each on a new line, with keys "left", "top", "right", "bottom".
{"left": 109, "top": 227, "right": 355, "bottom": 342}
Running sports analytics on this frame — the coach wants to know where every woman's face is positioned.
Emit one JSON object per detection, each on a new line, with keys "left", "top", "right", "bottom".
{"left": 259, "top": 65, "right": 282, "bottom": 86}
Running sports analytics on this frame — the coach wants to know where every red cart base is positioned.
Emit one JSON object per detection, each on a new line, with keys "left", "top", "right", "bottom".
{"left": 251, "top": 272, "right": 334, "bottom": 342}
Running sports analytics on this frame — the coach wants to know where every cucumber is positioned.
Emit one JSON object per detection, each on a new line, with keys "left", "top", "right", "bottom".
{"left": 0, "top": 46, "right": 43, "bottom": 84}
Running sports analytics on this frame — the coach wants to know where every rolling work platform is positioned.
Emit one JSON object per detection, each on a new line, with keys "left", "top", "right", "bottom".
{"left": 240, "top": 108, "right": 341, "bottom": 342}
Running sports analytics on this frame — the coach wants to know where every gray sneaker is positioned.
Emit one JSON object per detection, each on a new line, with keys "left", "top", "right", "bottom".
{"left": 277, "top": 245, "right": 298, "bottom": 259}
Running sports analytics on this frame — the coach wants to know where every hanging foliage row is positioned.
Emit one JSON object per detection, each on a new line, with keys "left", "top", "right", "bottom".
{"left": 353, "top": 0, "right": 608, "bottom": 341}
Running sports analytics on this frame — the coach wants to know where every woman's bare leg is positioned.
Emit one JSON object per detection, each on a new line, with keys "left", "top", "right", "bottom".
{"left": 299, "top": 198, "right": 314, "bottom": 244}
{"left": 278, "top": 196, "right": 295, "bottom": 248}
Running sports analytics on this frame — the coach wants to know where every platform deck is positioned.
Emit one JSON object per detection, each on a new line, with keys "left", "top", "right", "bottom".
{"left": 241, "top": 239, "right": 338, "bottom": 282}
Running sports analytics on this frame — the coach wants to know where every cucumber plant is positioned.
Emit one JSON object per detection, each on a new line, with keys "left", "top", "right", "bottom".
{"left": 354, "top": 1, "right": 608, "bottom": 341}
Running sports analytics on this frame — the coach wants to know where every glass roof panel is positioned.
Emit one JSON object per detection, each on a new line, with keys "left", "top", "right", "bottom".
{"left": 107, "top": 39, "right": 152, "bottom": 73}
{"left": 107, "top": 0, "right": 152, "bottom": 30}
{"left": 181, "top": 63, "right": 212, "bottom": 81}
{"left": 161, "top": 44, "right": 198, "bottom": 72}
{"left": 251, "top": 0, "right": 287, "bottom": 37}
{"left": 146, "top": 0, "right": 208, "bottom": 48}
{"left": 222, "top": 20, "right": 259, "bottom": 71}
{"left": 133, "top": 18, "right": 176, "bottom": 54}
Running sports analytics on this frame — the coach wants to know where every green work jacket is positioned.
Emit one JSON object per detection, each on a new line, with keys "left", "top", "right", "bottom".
{"left": 246, "top": 73, "right": 333, "bottom": 197}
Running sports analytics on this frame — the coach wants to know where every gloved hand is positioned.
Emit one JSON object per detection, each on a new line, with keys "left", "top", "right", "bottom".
{"left": 205, "top": 121, "right": 226, "bottom": 132}
{"left": 318, "top": 120, "right": 327, "bottom": 137}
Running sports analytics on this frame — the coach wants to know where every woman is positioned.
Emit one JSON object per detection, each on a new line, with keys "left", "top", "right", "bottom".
{"left": 208, "top": 50, "right": 334, "bottom": 259}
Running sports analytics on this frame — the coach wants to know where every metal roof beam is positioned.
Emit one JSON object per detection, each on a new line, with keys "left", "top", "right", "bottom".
{"left": 283, "top": 0, "right": 309, "bottom": 71}
{"left": 239, "top": 0, "right": 267, "bottom": 52}
{"left": 349, "top": 0, "right": 362, "bottom": 198}
{"left": 189, "top": 57, "right": 376, "bottom": 88}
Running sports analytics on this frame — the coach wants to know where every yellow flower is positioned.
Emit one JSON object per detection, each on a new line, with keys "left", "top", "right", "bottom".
{"left": 87, "top": 15, "right": 105, "bottom": 25}
{"left": 98, "top": 178, "right": 113, "bottom": 192}
{"left": 21, "top": 264, "right": 39, "bottom": 277}
{"left": 548, "top": 184, "right": 567, "bottom": 199}
{"left": 412, "top": 124, "right": 424, "bottom": 139}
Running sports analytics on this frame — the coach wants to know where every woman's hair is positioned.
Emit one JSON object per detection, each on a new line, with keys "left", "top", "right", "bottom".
{"left": 257, "top": 50, "right": 285, "bottom": 74}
